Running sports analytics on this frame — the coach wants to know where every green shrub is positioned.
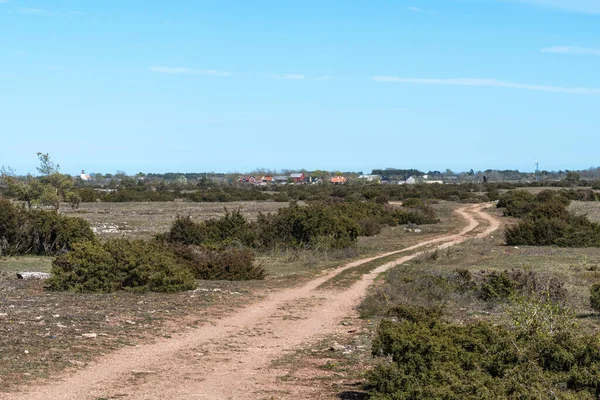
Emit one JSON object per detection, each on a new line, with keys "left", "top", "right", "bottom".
{"left": 0, "top": 200, "right": 95, "bottom": 256}
{"left": 502, "top": 190, "right": 600, "bottom": 247}
{"left": 162, "top": 211, "right": 256, "bottom": 247}
{"left": 24, "top": 211, "right": 96, "bottom": 255}
{"left": 163, "top": 201, "right": 436, "bottom": 251}
{"left": 49, "top": 240, "right": 196, "bottom": 293}
{"left": 367, "top": 309, "right": 600, "bottom": 399}
{"left": 171, "top": 245, "right": 264, "bottom": 280}
{"left": 497, "top": 190, "right": 537, "bottom": 217}
{"left": 0, "top": 199, "right": 21, "bottom": 255}
{"left": 590, "top": 284, "right": 600, "bottom": 312}
{"left": 480, "top": 271, "right": 517, "bottom": 300}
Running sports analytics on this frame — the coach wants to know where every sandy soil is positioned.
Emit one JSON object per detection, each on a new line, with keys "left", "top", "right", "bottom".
{"left": 3, "top": 204, "right": 500, "bottom": 400}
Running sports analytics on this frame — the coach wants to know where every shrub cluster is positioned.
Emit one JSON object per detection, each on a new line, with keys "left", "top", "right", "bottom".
{"left": 48, "top": 239, "right": 196, "bottom": 293}
{"left": 162, "top": 201, "right": 437, "bottom": 251}
{"left": 359, "top": 266, "right": 566, "bottom": 318}
{"left": 0, "top": 199, "right": 95, "bottom": 256}
{"left": 170, "top": 244, "right": 264, "bottom": 280}
{"left": 368, "top": 308, "right": 600, "bottom": 399}
{"left": 499, "top": 190, "right": 600, "bottom": 247}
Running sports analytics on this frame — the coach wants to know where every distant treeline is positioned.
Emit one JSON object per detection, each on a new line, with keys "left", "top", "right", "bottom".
{"left": 62, "top": 181, "right": 600, "bottom": 205}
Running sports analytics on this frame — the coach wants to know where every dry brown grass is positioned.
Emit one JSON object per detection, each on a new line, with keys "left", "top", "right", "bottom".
{"left": 570, "top": 200, "right": 600, "bottom": 223}
{"left": 62, "top": 201, "right": 289, "bottom": 240}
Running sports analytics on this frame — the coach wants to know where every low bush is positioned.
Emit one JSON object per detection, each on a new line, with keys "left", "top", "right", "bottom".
{"left": 163, "top": 201, "right": 430, "bottom": 251}
{"left": 359, "top": 266, "right": 567, "bottom": 318}
{"left": 590, "top": 284, "right": 600, "bottom": 312}
{"left": 170, "top": 245, "right": 264, "bottom": 280}
{"left": 497, "top": 190, "right": 537, "bottom": 217}
{"left": 0, "top": 199, "right": 95, "bottom": 256}
{"left": 500, "top": 189, "right": 600, "bottom": 247}
{"left": 480, "top": 271, "right": 517, "bottom": 300}
{"left": 48, "top": 239, "right": 196, "bottom": 293}
{"left": 161, "top": 210, "right": 256, "bottom": 247}
{"left": 367, "top": 303, "right": 600, "bottom": 399}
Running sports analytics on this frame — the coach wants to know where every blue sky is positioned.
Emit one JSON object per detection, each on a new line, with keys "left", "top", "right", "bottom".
{"left": 1, "top": 0, "right": 599, "bottom": 175}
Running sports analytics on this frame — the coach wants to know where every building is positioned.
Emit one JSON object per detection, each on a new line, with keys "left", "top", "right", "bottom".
{"left": 273, "top": 176, "right": 289, "bottom": 184}
{"left": 289, "top": 173, "right": 305, "bottom": 183}
{"left": 358, "top": 174, "right": 381, "bottom": 183}
{"left": 399, "top": 176, "right": 417, "bottom": 185}
{"left": 330, "top": 176, "right": 348, "bottom": 184}
{"left": 79, "top": 170, "right": 93, "bottom": 181}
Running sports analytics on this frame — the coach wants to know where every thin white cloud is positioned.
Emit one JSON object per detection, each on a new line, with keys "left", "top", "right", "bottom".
{"left": 269, "top": 73, "right": 305, "bottom": 80}
{"left": 149, "top": 67, "right": 231, "bottom": 76}
{"left": 18, "top": 7, "right": 53, "bottom": 16}
{"left": 405, "top": 6, "right": 424, "bottom": 12}
{"left": 0, "top": 0, "right": 10, "bottom": 4}
{"left": 542, "top": 46, "right": 600, "bottom": 56}
{"left": 371, "top": 76, "right": 600, "bottom": 95}
{"left": 314, "top": 75, "right": 332, "bottom": 81}
{"left": 510, "top": 0, "right": 600, "bottom": 14}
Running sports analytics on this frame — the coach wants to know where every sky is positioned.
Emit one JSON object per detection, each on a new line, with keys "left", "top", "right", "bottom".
{"left": 1, "top": 0, "right": 599, "bottom": 175}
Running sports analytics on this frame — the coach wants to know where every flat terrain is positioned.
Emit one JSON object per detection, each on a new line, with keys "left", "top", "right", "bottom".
{"left": 1, "top": 204, "right": 498, "bottom": 399}
{"left": 0, "top": 200, "right": 461, "bottom": 394}
{"left": 61, "top": 201, "right": 290, "bottom": 240}
{"left": 4, "top": 199, "right": 600, "bottom": 398}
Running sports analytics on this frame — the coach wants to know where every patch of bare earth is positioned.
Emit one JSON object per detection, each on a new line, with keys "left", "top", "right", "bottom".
{"left": 1, "top": 204, "right": 499, "bottom": 400}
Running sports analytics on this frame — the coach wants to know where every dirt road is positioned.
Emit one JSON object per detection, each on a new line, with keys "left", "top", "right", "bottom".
{"left": 5, "top": 203, "right": 500, "bottom": 400}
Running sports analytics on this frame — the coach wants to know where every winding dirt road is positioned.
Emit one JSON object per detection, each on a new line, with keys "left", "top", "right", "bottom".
{"left": 5, "top": 203, "right": 500, "bottom": 400}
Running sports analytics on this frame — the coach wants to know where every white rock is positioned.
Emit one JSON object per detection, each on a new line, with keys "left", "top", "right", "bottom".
{"left": 82, "top": 333, "right": 97, "bottom": 338}
{"left": 16, "top": 272, "right": 51, "bottom": 280}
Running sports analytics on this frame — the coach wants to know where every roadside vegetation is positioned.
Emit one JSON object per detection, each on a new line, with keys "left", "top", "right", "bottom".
{"left": 353, "top": 189, "right": 600, "bottom": 399}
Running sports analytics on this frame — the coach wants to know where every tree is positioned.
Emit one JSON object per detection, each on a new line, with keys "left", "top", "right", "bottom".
{"left": 36, "top": 152, "right": 59, "bottom": 175}
{"left": 564, "top": 171, "right": 581, "bottom": 186}
{"left": 35, "top": 153, "right": 74, "bottom": 212}
{"left": 2, "top": 153, "right": 76, "bottom": 212}
{"left": 1, "top": 169, "right": 44, "bottom": 209}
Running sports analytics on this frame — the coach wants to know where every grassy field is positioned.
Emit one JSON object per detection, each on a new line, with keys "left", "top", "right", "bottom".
{"left": 61, "top": 201, "right": 289, "bottom": 240}
{"left": 570, "top": 200, "right": 600, "bottom": 222}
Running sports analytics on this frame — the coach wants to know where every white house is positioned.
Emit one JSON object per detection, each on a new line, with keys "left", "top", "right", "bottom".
{"left": 80, "top": 170, "right": 92, "bottom": 181}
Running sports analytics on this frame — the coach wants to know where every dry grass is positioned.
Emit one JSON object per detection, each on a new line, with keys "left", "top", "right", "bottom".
{"left": 360, "top": 202, "right": 600, "bottom": 331}
{"left": 62, "top": 201, "right": 289, "bottom": 240}
{"left": 570, "top": 200, "right": 600, "bottom": 223}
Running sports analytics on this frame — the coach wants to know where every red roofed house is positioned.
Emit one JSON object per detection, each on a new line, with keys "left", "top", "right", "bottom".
{"left": 330, "top": 176, "right": 348, "bottom": 184}
{"left": 289, "top": 173, "right": 305, "bottom": 183}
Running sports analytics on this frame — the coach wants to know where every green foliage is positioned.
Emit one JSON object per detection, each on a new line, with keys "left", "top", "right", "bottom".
{"left": 590, "top": 284, "right": 600, "bottom": 313}
{"left": 359, "top": 266, "right": 567, "bottom": 319}
{"left": 162, "top": 201, "right": 428, "bottom": 251}
{"left": 48, "top": 240, "right": 196, "bottom": 293}
{"left": 367, "top": 306, "right": 600, "bottom": 399}
{"left": 497, "top": 190, "right": 537, "bottom": 217}
{"left": 480, "top": 271, "right": 517, "bottom": 300}
{"left": 500, "top": 189, "right": 600, "bottom": 247}
{"left": 509, "top": 292, "right": 576, "bottom": 337}
{"left": 255, "top": 202, "right": 360, "bottom": 250}
{"left": 162, "top": 210, "right": 256, "bottom": 247}
{"left": 170, "top": 245, "right": 265, "bottom": 280}
{"left": 0, "top": 199, "right": 95, "bottom": 256}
